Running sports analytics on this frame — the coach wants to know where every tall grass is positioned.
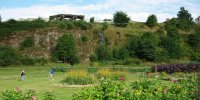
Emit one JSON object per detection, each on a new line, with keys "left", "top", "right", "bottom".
{"left": 63, "top": 69, "right": 96, "bottom": 85}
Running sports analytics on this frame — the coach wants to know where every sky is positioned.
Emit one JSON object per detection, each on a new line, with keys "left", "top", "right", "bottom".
{"left": 0, "top": 0, "right": 199, "bottom": 22}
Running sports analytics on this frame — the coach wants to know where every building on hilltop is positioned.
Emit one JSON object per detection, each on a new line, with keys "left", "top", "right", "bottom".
{"left": 195, "top": 16, "right": 200, "bottom": 24}
{"left": 49, "top": 14, "right": 84, "bottom": 21}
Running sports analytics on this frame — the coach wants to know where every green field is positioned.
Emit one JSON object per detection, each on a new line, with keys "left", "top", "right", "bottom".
{"left": 0, "top": 63, "right": 197, "bottom": 99}
{"left": 0, "top": 64, "right": 144, "bottom": 99}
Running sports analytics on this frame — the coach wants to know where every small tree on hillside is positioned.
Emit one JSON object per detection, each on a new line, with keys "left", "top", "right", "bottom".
{"left": 113, "top": 11, "right": 130, "bottom": 27}
{"left": 90, "top": 17, "right": 94, "bottom": 23}
{"left": 146, "top": 14, "right": 157, "bottom": 28}
{"left": 53, "top": 34, "right": 79, "bottom": 65}
{"left": 177, "top": 7, "right": 194, "bottom": 31}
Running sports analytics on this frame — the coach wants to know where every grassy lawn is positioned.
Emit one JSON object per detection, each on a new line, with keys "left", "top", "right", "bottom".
{"left": 0, "top": 64, "right": 197, "bottom": 99}
{"left": 0, "top": 64, "right": 144, "bottom": 99}
{"left": 0, "top": 65, "right": 80, "bottom": 99}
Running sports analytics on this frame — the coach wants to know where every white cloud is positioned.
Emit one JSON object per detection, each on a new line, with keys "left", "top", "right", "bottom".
{"left": 0, "top": 0, "right": 199, "bottom": 22}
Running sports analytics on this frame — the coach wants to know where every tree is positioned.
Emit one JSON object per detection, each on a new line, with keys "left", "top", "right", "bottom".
{"left": 146, "top": 14, "right": 157, "bottom": 28}
{"left": 136, "top": 32, "right": 159, "bottom": 61}
{"left": 96, "top": 45, "right": 112, "bottom": 61}
{"left": 177, "top": 7, "right": 193, "bottom": 21}
{"left": 90, "top": 17, "right": 94, "bottom": 23}
{"left": 53, "top": 34, "right": 79, "bottom": 65}
{"left": 113, "top": 11, "right": 130, "bottom": 27}
{"left": 188, "top": 26, "right": 200, "bottom": 50}
{"left": 177, "top": 7, "right": 194, "bottom": 31}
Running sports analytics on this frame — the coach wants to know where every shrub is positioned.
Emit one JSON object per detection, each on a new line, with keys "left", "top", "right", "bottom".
{"left": 151, "top": 64, "right": 199, "bottom": 73}
{"left": 53, "top": 34, "right": 79, "bottom": 65}
{"left": 122, "top": 57, "right": 141, "bottom": 65}
{"left": 131, "top": 78, "right": 197, "bottom": 99}
{"left": 95, "top": 45, "right": 113, "bottom": 61}
{"left": 72, "top": 79, "right": 133, "bottom": 100}
{"left": 81, "top": 35, "right": 88, "bottom": 42}
{"left": 191, "top": 51, "right": 200, "bottom": 62}
{"left": 20, "top": 36, "right": 34, "bottom": 49}
{"left": 62, "top": 69, "right": 95, "bottom": 85}
{"left": 43, "top": 92, "right": 57, "bottom": 100}
{"left": 89, "top": 53, "right": 98, "bottom": 62}
{"left": 136, "top": 32, "right": 159, "bottom": 61}
{"left": 102, "top": 22, "right": 109, "bottom": 31}
{"left": 90, "top": 17, "right": 94, "bottom": 23}
{"left": 66, "top": 21, "right": 74, "bottom": 30}
{"left": 74, "top": 20, "right": 89, "bottom": 30}
{"left": 0, "top": 46, "right": 20, "bottom": 66}
{"left": 1, "top": 89, "right": 36, "bottom": 100}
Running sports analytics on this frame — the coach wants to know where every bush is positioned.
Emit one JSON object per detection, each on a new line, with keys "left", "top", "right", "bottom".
{"left": 1, "top": 89, "right": 36, "bottom": 100}
{"left": 191, "top": 51, "right": 200, "bottom": 62}
{"left": 131, "top": 78, "right": 197, "bottom": 99}
{"left": 0, "top": 46, "right": 20, "bottom": 66}
{"left": 74, "top": 20, "right": 90, "bottom": 30}
{"left": 81, "top": 35, "right": 88, "bottom": 42}
{"left": 95, "top": 45, "right": 113, "bottom": 61}
{"left": 20, "top": 36, "right": 34, "bottom": 49}
{"left": 90, "top": 17, "right": 94, "bottom": 23}
{"left": 102, "top": 22, "right": 109, "bottom": 31}
{"left": 53, "top": 34, "right": 79, "bottom": 65}
{"left": 151, "top": 64, "right": 199, "bottom": 73}
{"left": 43, "top": 92, "right": 57, "bottom": 100}
{"left": 89, "top": 53, "right": 98, "bottom": 62}
{"left": 72, "top": 79, "right": 133, "bottom": 100}
{"left": 62, "top": 69, "right": 95, "bottom": 85}
{"left": 122, "top": 57, "right": 141, "bottom": 65}
{"left": 135, "top": 32, "right": 159, "bottom": 61}
{"left": 66, "top": 21, "right": 74, "bottom": 30}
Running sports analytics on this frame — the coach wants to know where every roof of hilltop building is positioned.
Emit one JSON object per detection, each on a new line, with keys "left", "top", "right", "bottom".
{"left": 49, "top": 14, "right": 84, "bottom": 20}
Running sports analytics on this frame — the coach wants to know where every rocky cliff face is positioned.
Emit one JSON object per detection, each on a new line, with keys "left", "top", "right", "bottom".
{"left": 0, "top": 30, "right": 95, "bottom": 63}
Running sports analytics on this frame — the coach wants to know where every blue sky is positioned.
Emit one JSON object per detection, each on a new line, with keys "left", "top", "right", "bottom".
{"left": 0, "top": 0, "right": 199, "bottom": 22}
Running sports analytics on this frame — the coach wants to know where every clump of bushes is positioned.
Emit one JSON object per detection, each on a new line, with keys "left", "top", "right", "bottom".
{"left": 72, "top": 79, "right": 133, "bottom": 100}
{"left": 0, "top": 46, "right": 47, "bottom": 67}
{"left": 1, "top": 89, "right": 36, "bottom": 100}
{"left": 151, "top": 64, "right": 199, "bottom": 73}
{"left": 62, "top": 69, "right": 96, "bottom": 85}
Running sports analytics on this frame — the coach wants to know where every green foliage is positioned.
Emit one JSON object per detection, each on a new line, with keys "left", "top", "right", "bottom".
{"left": 62, "top": 69, "right": 95, "bottom": 85}
{"left": 20, "top": 36, "right": 34, "bottom": 49}
{"left": 66, "top": 21, "right": 75, "bottom": 30}
{"left": 89, "top": 53, "right": 98, "bottom": 62}
{"left": 0, "top": 18, "right": 47, "bottom": 38}
{"left": 90, "top": 17, "right": 95, "bottom": 23}
{"left": 191, "top": 51, "right": 200, "bottom": 62}
{"left": 136, "top": 32, "right": 159, "bottom": 61}
{"left": 177, "top": 7, "right": 194, "bottom": 31}
{"left": 0, "top": 46, "right": 20, "bottom": 66}
{"left": 131, "top": 78, "right": 197, "bottom": 99}
{"left": 73, "top": 79, "right": 133, "bottom": 100}
{"left": 43, "top": 92, "right": 57, "bottom": 100}
{"left": 1, "top": 89, "right": 36, "bottom": 100}
{"left": 95, "top": 45, "right": 113, "bottom": 61}
{"left": 81, "top": 35, "right": 88, "bottom": 42}
{"left": 161, "top": 37, "right": 185, "bottom": 59}
{"left": 113, "top": 11, "right": 130, "bottom": 27}
{"left": 102, "top": 22, "right": 109, "bottom": 31}
{"left": 53, "top": 34, "right": 79, "bottom": 65}
{"left": 146, "top": 14, "right": 157, "bottom": 28}
{"left": 74, "top": 20, "right": 90, "bottom": 30}
{"left": 188, "top": 28, "right": 200, "bottom": 50}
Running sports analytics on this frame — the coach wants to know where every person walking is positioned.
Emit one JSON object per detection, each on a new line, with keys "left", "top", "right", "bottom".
{"left": 49, "top": 68, "right": 54, "bottom": 80}
{"left": 21, "top": 70, "right": 25, "bottom": 81}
